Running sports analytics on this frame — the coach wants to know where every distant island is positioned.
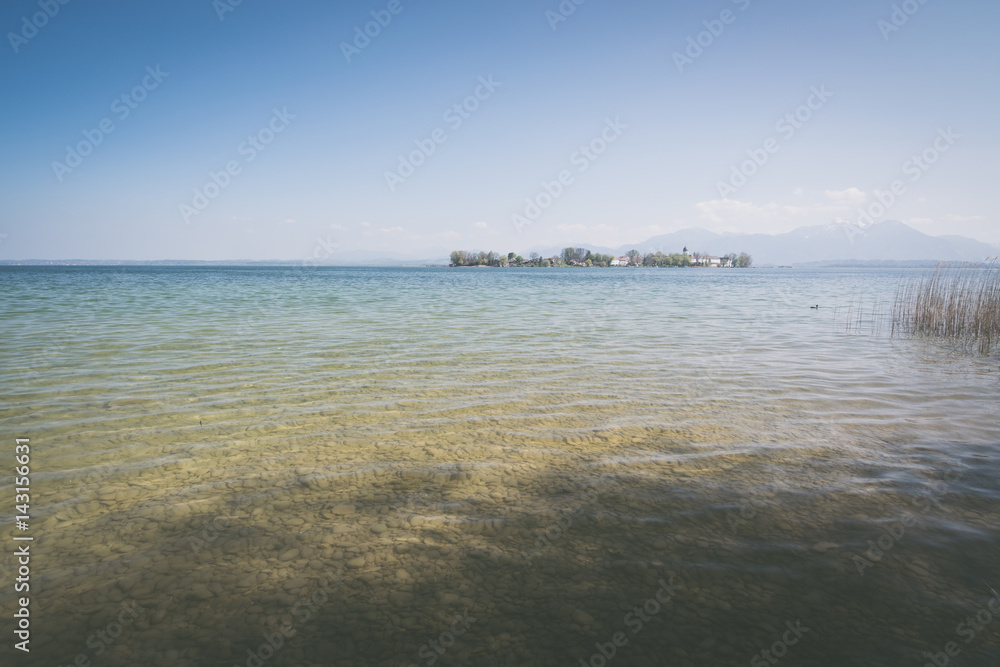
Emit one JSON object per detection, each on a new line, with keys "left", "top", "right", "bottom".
{"left": 450, "top": 247, "right": 753, "bottom": 268}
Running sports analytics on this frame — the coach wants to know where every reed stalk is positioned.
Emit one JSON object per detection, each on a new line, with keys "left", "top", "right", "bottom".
{"left": 891, "top": 260, "right": 1000, "bottom": 355}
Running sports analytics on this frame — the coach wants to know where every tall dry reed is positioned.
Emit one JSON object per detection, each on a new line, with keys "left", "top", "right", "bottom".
{"left": 891, "top": 260, "right": 1000, "bottom": 355}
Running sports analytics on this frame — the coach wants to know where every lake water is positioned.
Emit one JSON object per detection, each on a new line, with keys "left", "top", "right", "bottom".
{"left": 1, "top": 266, "right": 998, "bottom": 667}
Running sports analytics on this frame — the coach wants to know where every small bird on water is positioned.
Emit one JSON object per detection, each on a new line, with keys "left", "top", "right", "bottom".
{"left": 810, "top": 305, "right": 819, "bottom": 309}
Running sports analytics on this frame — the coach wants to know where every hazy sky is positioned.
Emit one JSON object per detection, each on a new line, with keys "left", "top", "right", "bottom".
{"left": 1, "top": 0, "right": 997, "bottom": 260}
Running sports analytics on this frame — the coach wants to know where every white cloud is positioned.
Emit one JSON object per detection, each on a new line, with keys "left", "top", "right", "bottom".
{"left": 279, "top": 218, "right": 296, "bottom": 225}
{"left": 825, "top": 188, "right": 867, "bottom": 206}
{"left": 379, "top": 226, "right": 404, "bottom": 233}
{"left": 474, "top": 222, "right": 488, "bottom": 229}
{"left": 329, "top": 224, "right": 348, "bottom": 231}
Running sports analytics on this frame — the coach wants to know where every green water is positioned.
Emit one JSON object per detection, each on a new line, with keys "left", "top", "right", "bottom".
{"left": 1, "top": 266, "right": 998, "bottom": 666}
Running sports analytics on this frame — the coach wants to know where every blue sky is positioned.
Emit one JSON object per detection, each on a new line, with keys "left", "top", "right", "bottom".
{"left": 1, "top": 0, "right": 997, "bottom": 260}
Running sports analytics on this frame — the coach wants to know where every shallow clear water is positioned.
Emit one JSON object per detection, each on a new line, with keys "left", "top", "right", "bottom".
{"left": 1, "top": 266, "right": 998, "bottom": 667}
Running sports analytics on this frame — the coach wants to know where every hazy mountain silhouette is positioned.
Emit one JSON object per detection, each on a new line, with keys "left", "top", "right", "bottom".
{"left": 527, "top": 220, "right": 998, "bottom": 266}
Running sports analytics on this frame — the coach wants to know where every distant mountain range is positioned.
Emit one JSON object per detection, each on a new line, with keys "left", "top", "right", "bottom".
{"left": 4, "top": 220, "right": 995, "bottom": 267}
{"left": 526, "top": 220, "right": 999, "bottom": 266}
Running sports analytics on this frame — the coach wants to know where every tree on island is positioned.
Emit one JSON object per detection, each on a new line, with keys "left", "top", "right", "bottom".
{"left": 449, "top": 247, "right": 752, "bottom": 268}
{"left": 641, "top": 251, "right": 691, "bottom": 267}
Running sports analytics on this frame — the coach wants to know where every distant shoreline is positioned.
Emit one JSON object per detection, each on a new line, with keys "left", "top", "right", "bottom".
{"left": 0, "top": 259, "right": 971, "bottom": 269}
